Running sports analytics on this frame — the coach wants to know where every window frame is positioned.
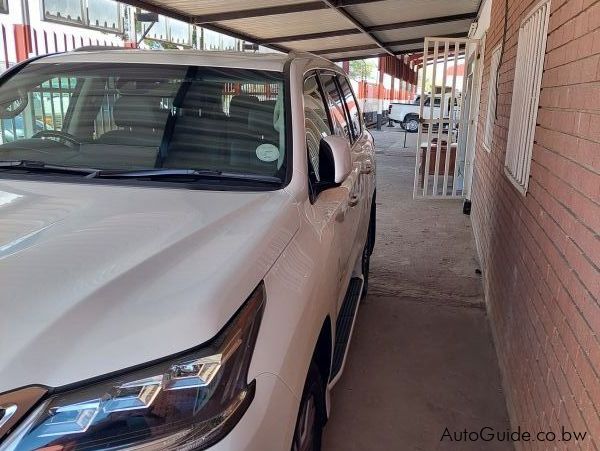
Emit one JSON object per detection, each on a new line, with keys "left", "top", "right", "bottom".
{"left": 336, "top": 74, "right": 363, "bottom": 141}
{"left": 0, "top": 0, "right": 8, "bottom": 14}
{"left": 41, "top": 0, "right": 123, "bottom": 33}
{"left": 504, "top": 0, "right": 551, "bottom": 195}
{"left": 302, "top": 70, "right": 333, "bottom": 203}
{"left": 483, "top": 45, "right": 502, "bottom": 153}
{"left": 317, "top": 70, "right": 354, "bottom": 145}
{"left": 305, "top": 70, "right": 334, "bottom": 136}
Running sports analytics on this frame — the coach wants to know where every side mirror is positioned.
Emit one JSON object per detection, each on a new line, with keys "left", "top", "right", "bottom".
{"left": 319, "top": 135, "right": 352, "bottom": 184}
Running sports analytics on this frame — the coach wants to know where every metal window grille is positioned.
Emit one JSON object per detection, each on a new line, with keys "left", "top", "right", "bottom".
{"left": 42, "top": 0, "right": 122, "bottom": 32}
{"left": 504, "top": 0, "right": 551, "bottom": 194}
{"left": 483, "top": 45, "right": 502, "bottom": 152}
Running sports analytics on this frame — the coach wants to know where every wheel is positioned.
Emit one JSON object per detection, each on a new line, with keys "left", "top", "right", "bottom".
{"left": 403, "top": 115, "right": 420, "bottom": 133}
{"left": 291, "top": 361, "right": 325, "bottom": 451}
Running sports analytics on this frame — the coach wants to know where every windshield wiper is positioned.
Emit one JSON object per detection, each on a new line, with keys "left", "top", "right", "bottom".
{"left": 89, "top": 168, "right": 283, "bottom": 185}
{"left": 0, "top": 162, "right": 284, "bottom": 186}
{"left": 0, "top": 160, "right": 99, "bottom": 175}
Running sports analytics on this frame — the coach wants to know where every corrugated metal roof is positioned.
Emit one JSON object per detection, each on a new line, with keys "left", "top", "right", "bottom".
{"left": 122, "top": 0, "right": 479, "bottom": 60}
{"left": 212, "top": 10, "right": 351, "bottom": 38}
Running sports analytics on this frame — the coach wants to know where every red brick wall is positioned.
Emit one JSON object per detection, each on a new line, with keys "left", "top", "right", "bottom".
{"left": 471, "top": 0, "right": 600, "bottom": 449}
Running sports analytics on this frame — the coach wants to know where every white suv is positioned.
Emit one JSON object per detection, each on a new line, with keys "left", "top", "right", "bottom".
{"left": 0, "top": 49, "right": 376, "bottom": 451}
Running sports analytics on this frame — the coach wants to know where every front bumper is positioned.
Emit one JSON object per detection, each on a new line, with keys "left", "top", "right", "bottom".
{"left": 208, "top": 372, "right": 299, "bottom": 451}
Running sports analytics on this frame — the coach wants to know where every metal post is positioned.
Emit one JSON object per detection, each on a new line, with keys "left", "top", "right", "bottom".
{"left": 376, "top": 56, "right": 384, "bottom": 130}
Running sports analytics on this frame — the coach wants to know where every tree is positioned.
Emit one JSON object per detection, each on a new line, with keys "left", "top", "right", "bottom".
{"left": 349, "top": 59, "right": 376, "bottom": 82}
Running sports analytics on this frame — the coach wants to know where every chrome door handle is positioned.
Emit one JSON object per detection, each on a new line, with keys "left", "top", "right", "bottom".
{"left": 348, "top": 194, "right": 359, "bottom": 207}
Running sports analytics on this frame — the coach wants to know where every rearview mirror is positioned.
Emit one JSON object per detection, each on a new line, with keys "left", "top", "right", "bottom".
{"left": 319, "top": 135, "right": 352, "bottom": 184}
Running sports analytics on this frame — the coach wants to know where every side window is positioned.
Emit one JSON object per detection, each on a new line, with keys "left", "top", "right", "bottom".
{"left": 337, "top": 75, "right": 362, "bottom": 141}
{"left": 319, "top": 73, "right": 351, "bottom": 142}
{"left": 424, "top": 97, "right": 441, "bottom": 107}
{"left": 303, "top": 74, "right": 332, "bottom": 182}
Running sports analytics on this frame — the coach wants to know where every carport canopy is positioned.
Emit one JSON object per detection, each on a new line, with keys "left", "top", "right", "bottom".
{"left": 121, "top": 0, "right": 480, "bottom": 61}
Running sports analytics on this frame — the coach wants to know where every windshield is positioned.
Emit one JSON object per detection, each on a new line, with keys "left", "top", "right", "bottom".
{"left": 0, "top": 62, "right": 287, "bottom": 184}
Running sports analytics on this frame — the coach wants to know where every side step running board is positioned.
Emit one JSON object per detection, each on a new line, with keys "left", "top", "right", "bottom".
{"left": 329, "top": 277, "right": 364, "bottom": 385}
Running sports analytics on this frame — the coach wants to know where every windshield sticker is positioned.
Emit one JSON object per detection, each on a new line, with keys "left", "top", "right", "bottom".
{"left": 256, "top": 144, "right": 279, "bottom": 162}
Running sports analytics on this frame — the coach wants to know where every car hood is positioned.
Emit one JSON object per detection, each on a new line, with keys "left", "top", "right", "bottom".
{"left": 0, "top": 180, "right": 299, "bottom": 392}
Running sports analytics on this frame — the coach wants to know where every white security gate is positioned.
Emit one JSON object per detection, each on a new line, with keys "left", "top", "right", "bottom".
{"left": 413, "top": 37, "right": 480, "bottom": 198}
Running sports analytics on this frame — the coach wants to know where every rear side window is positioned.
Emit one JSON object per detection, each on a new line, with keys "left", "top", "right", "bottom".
{"left": 337, "top": 75, "right": 362, "bottom": 141}
{"left": 319, "top": 73, "right": 351, "bottom": 143}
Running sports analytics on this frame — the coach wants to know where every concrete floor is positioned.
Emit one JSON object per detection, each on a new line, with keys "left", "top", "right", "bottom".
{"left": 323, "top": 127, "right": 512, "bottom": 451}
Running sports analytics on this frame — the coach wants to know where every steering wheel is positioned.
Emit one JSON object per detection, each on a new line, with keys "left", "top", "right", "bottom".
{"left": 32, "top": 130, "right": 82, "bottom": 148}
{"left": 0, "top": 89, "right": 28, "bottom": 118}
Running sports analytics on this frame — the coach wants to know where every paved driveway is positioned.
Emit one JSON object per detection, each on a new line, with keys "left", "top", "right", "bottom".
{"left": 323, "top": 128, "right": 513, "bottom": 451}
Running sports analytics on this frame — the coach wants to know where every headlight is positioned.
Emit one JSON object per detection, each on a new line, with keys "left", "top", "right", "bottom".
{"left": 1, "top": 283, "right": 265, "bottom": 451}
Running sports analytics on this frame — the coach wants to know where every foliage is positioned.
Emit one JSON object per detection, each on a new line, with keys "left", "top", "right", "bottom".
{"left": 349, "top": 59, "right": 376, "bottom": 82}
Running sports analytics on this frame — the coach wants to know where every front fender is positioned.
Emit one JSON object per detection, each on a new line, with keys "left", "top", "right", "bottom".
{"left": 247, "top": 222, "right": 338, "bottom": 400}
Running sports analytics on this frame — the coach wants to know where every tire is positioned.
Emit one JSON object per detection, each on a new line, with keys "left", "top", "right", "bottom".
{"left": 291, "top": 361, "right": 325, "bottom": 451}
{"left": 361, "top": 240, "right": 371, "bottom": 299}
{"left": 362, "top": 201, "right": 376, "bottom": 299}
{"left": 367, "top": 195, "right": 376, "bottom": 256}
{"left": 403, "top": 115, "right": 420, "bottom": 133}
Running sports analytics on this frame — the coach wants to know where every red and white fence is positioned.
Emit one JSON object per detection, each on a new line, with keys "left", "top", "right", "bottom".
{"left": 0, "top": 23, "right": 122, "bottom": 71}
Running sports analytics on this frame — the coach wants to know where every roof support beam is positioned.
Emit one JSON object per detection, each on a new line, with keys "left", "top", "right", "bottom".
{"left": 313, "top": 43, "right": 379, "bottom": 55}
{"left": 192, "top": 0, "right": 382, "bottom": 24}
{"left": 330, "top": 44, "right": 467, "bottom": 62}
{"left": 313, "top": 32, "right": 468, "bottom": 56}
{"left": 320, "top": 0, "right": 396, "bottom": 57}
{"left": 333, "top": 0, "right": 385, "bottom": 5}
{"left": 117, "top": 0, "right": 192, "bottom": 24}
{"left": 262, "top": 28, "right": 360, "bottom": 44}
{"left": 262, "top": 12, "right": 477, "bottom": 44}
{"left": 386, "top": 32, "right": 468, "bottom": 47}
{"left": 193, "top": 2, "right": 327, "bottom": 24}
{"left": 331, "top": 52, "right": 390, "bottom": 62}
{"left": 367, "top": 12, "right": 476, "bottom": 32}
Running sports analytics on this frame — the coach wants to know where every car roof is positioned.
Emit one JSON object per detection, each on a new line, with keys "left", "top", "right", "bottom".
{"left": 31, "top": 49, "right": 341, "bottom": 73}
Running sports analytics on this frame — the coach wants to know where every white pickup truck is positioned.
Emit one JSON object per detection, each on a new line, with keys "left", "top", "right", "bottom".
{"left": 388, "top": 94, "right": 459, "bottom": 133}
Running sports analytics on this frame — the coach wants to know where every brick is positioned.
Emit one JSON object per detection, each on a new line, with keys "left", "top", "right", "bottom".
{"left": 472, "top": 0, "right": 600, "bottom": 442}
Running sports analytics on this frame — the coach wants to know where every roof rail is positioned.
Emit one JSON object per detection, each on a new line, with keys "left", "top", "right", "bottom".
{"left": 73, "top": 45, "right": 129, "bottom": 52}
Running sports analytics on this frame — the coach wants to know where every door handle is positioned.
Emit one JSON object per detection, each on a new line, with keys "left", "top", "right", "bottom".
{"left": 348, "top": 194, "right": 359, "bottom": 207}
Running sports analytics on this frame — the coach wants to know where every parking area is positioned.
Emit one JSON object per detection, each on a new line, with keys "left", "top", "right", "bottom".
{"left": 2, "top": 0, "right": 599, "bottom": 446}
{"left": 323, "top": 127, "right": 512, "bottom": 451}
